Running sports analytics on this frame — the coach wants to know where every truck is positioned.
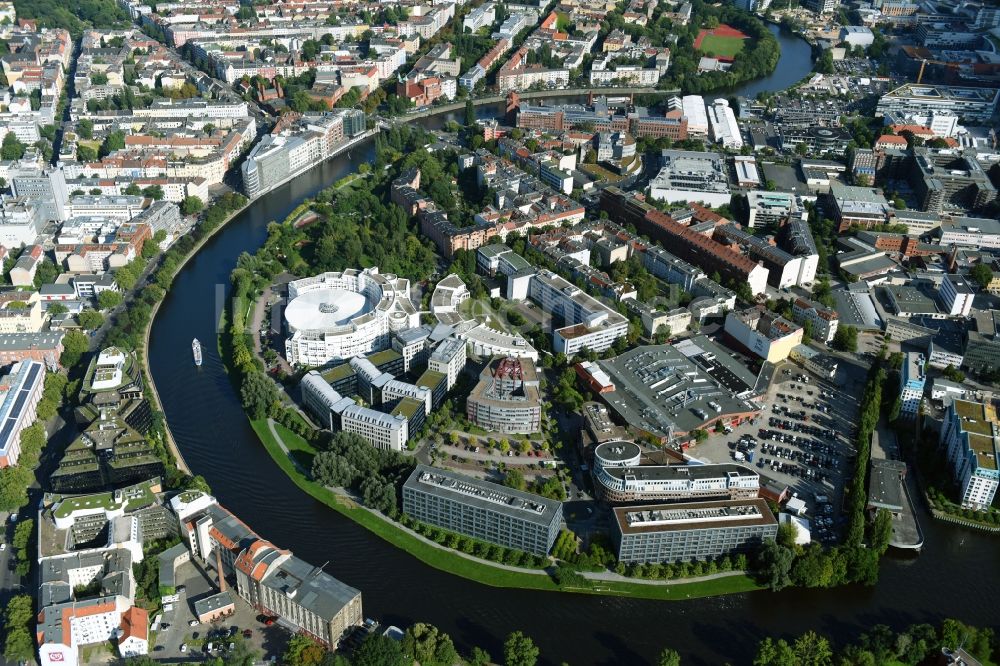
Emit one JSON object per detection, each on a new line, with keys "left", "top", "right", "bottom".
{"left": 746, "top": 451, "right": 755, "bottom": 463}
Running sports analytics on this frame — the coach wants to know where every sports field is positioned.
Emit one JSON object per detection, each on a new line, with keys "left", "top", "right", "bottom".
{"left": 694, "top": 24, "right": 749, "bottom": 60}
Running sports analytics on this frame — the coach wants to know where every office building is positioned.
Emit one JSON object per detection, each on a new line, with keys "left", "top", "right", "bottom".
{"left": 939, "top": 217, "right": 1000, "bottom": 250}
{"left": 681, "top": 95, "right": 708, "bottom": 136}
{"left": 910, "top": 149, "right": 997, "bottom": 214}
{"left": 877, "top": 84, "right": 1000, "bottom": 123}
{"left": 791, "top": 297, "right": 839, "bottom": 343}
{"left": 466, "top": 356, "right": 542, "bottom": 434}
{"left": 648, "top": 150, "right": 732, "bottom": 207}
{"left": 939, "top": 399, "right": 1000, "bottom": 510}
{"left": 0, "top": 331, "right": 64, "bottom": 368}
{"left": 594, "top": 456, "right": 760, "bottom": 503}
{"left": 234, "top": 542, "right": 363, "bottom": 647}
{"left": 828, "top": 182, "right": 891, "bottom": 231}
{"left": 900, "top": 352, "right": 926, "bottom": 417}
{"left": 939, "top": 273, "right": 975, "bottom": 317}
{"left": 428, "top": 337, "right": 467, "bottom": 390}
{"left": 612, "top": 498, "right": 778, "bottom": 564}
{"left": 0, "top": 359, "right": 43, "bottom": 467}
{"left": 284, "top": 268, "right": 418, "bottom": 367}
{"left": 745, "top": 191, "right": 800, "bottom": 229}
{"left": 402, "top": 464, "right": 562, "bottom": 555}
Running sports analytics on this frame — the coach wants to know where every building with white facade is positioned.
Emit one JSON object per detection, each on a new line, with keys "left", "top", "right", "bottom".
{"left": 340, "top": 404, "right": 408, "bottom": 451}
{"left": 648, "top": 150, "right": 731, "bottom": 207}
{"left": 877, "top": 84, "right": 1000, "bottom": 123}
{"left": 428, "top": 337, "right": 467, "bottom": 390}
{"left": 940, "top": 399, "right": 1000, "bottom": 510}
{"left": 791, "top": 297, "right": 840, "bottom": 344}
{"left": 939, "top": 273, "right": 975, "bottom": 317}
{"left": 939, "top": 217, "right": 1000, "bottom": 250}
{"left": 900, "top": 352, "right": 926, "bottom": 417}
{"left": 724, "top": 307, "right": 804, "bottom": 363}
{"left": 527, "top": 269, "right": 629, "bottom": 355}
{"left": 707, "top": 98, "right": 743, "bottom": 150}
{"left": 681, "top": 95, "right": 708, "bottom": 137}
{"left": 284, "top": 268, "right": 419, "bottom": 367}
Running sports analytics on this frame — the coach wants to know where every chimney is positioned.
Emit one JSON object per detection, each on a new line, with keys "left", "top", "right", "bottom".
{"left": 216, "top": 549, "right": 227, "bottom": 592}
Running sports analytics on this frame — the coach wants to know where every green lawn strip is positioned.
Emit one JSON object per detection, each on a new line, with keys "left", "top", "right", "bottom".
{"left": 250, "top": 418, "right": 764, "bottom": 601}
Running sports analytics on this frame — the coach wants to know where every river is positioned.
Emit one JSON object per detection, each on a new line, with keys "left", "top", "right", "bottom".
{"left": 146, "top": 29, "right": 999, "bottom": 666}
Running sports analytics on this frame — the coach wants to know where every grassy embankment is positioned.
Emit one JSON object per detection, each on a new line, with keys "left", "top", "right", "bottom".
{"left": 250, "top": 416, "right": 763, "bottom": 600}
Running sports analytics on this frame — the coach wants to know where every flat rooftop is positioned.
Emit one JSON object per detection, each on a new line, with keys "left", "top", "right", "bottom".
{"left": 614, "top": 498, "right": 776, "bottom": 535}
{"left": 596, "top": 343, "right": 760, "bottom": 437}
{"left": 404, "top": 464, "right": 560, "bottom": 525}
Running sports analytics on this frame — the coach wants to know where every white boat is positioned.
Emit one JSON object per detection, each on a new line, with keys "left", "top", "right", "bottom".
{"left": 192, "top": 338, "right": 202, "bottom": 366}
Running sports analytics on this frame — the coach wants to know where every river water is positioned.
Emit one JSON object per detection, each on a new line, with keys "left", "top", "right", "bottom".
{"left": 146, "top": 28, "right": 999, "bottom": 666}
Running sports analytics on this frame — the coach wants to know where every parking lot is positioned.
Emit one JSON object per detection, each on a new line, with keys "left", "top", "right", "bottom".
{"left": 152, "top": 560, "right": 289, "bottom": 661}
{"left": 690, "top": 359, "right": 867, "bottom": 544}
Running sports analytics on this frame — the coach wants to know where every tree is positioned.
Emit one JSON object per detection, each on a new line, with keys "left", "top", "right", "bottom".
{"left": 832, "top": 325, "right": 858, "bottom": 353}
{"left": 503, "top": 631, "right": 539, "bottom": 666}
{"left": 943, "top": 364, "right": 966, "bottom": 383}
{"left": 60, "top": 330, "right": 90, "bottom": 368}
{"left": 100, "top": 130, "right": 126, "bottom": 157}
{"left": 754, "top": 637, "right": 796, "bottom": 666}
{"left": 0, "top": 133, "right": 25, "bottom": 160}
{"left": 658, "top": 648, "right": 682, "bottom": 666}
{"left": 871, "top": 508, "right": 893, "bottom": 555}
{"left": 124, "top": 183, "right": 141, "bottom": 196}
{"left": 402, "top": 623, "right": 459, "bottom": 666}
{"left": 465, "top": 98, "right": 476, "bottom": 126}
{"left": 970, "top": 263, "right": 993, "bottom": 290}
{"left": 504, "top": 468, "right": 527, "bottom": 491}
{"left": 97, "top": 290, "right": 123, "bottom": 310}
{"left": 755, "top": 541, "right": 794, "bottom": 591}
{"left": 180, "top": 195, "right": 204, "bottom": 215}
{"left": 47, "top": 303, "right": 68, "bottom": 316}
{"left": 239, "top": 372, "right": 279, "bottom": 420}
{"left": 282, "top": 634, "right": 327, "bottom": 666}
{"left": 77, "top": 143, "right": 97, "bottom": 161}
{"left": 77, "top": 118, "right": 94, "bottom": 140}
{"left": 142, "top": 184, "right": 164, "bottom": 200}
{"left": 353, "top": 634, "right": 406, "bottom": 666}
{"left": 792, "top": 631, "right": 833, "bottom": 666}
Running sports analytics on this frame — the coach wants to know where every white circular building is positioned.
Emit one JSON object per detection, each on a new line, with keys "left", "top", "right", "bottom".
{"left": 284, "top": 267, "right": 419, "bottom": 367}
{"left": 594, "top": 441, "right": 642, "bottom": 470}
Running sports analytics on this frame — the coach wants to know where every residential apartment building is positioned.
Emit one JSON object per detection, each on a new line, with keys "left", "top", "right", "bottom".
{"left": 791, "top": 297, "right": 840, "bottom": 343}
{"left": 612, "top": 499, "right": 778, "bottom": 564}
{"left": 724, "top": 306, "right": 804, "bottom": 363}
{"left": 527, "top": 269, "right": 629, "bottom": 355}
{"left": 601, "top": 187, "right": 769, "bottom": 296}
{"left": 402, "top": 464, "right": 562, "bottom": 555}
{"left": 939, "top": 399, "right": 1000, "bottom": 510}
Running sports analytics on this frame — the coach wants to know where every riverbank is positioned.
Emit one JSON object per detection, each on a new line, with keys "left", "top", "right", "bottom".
{"left": 249, "top": 413, "right": 763, "bottom": 600}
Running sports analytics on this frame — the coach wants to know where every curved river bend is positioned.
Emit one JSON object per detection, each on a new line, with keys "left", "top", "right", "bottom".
{"left": 147, "top": 28, "right": 1000, "bottom": 666}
